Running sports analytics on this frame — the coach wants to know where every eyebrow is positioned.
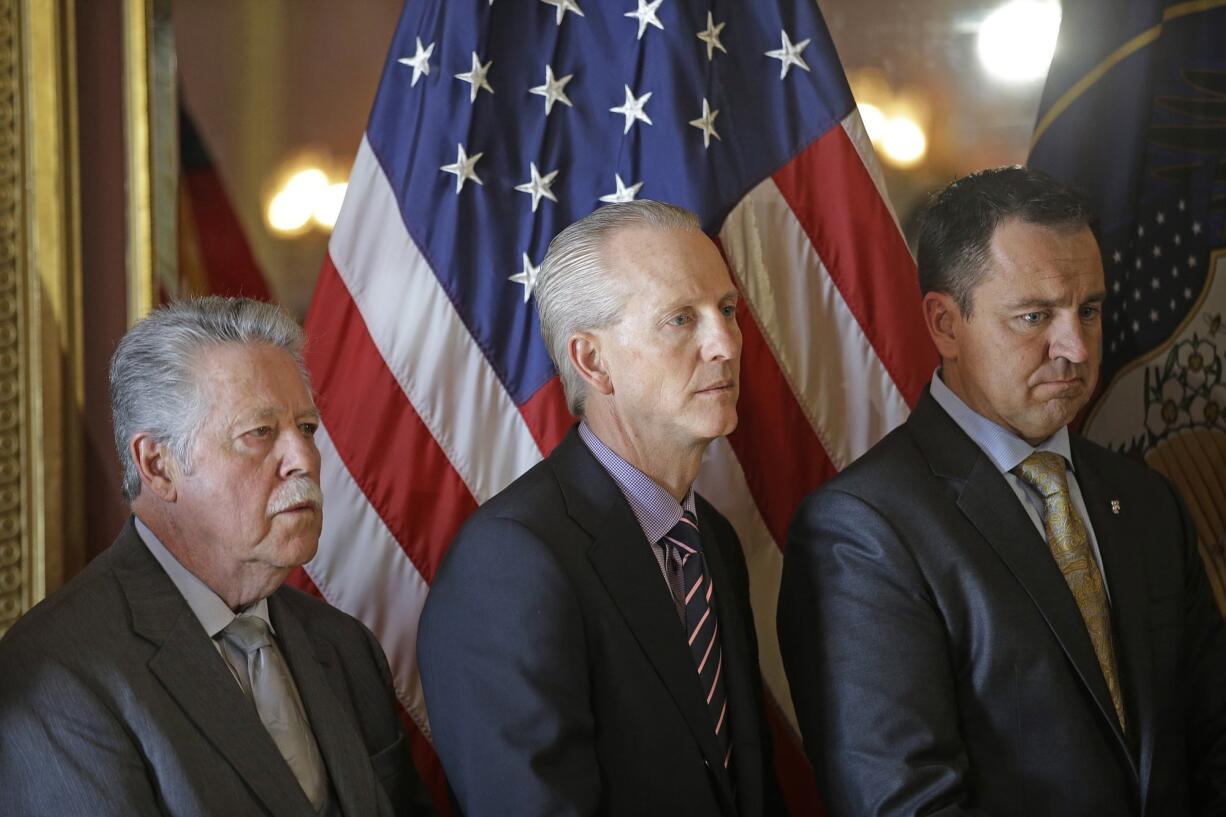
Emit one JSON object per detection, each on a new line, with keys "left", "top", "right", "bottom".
{"left": 234, "top": 406, "right": 321, "bottom": 427}
{"left": 1004, "top": 291, "right": 1107, "bottom": 310}
{"left": 657, "top": 289, "right": 740, "bottom": 314}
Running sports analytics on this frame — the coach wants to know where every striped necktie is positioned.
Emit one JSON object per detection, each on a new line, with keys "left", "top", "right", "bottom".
{"left": 663, "top": 510, "right": 733, "bottom": 769}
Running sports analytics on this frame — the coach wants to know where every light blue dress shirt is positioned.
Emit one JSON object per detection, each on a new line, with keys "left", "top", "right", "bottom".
{"left": 929, "top": 372, "right": 1111, "bottom": 596}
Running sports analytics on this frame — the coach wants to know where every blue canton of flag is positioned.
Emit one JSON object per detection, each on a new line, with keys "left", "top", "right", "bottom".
{"left": 366, "top": 0, "right": 852, "bottom": 406}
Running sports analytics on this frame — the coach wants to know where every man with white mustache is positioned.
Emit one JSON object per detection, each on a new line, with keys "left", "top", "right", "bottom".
{"left": 779, "top": 167, "right": 1226, "bottom": 815}
{"left": 0, "top": 297, "right": 434, "bottom": 816}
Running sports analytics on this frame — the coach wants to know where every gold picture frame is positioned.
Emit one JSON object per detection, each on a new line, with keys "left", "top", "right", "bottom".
{"left": 0, "top": 0, "right": 85, "bottom": 634}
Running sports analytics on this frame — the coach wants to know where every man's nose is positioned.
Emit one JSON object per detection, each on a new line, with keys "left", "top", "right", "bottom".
{"left": 704, "top": 311, "right": 742, "bottom": 362}
{"left": 279, "top": 426, "right": 321, "bottom": 477}
{"left": 1049, "top": 314, "right": 1093, "bottom": 364}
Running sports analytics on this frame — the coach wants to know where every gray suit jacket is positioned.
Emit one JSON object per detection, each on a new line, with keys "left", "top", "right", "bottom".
{"left": 778, "top": 390, "right": 1226, "bottom": 817}
{"left": 0, "top": 519, "right": 433, "bottom": 817}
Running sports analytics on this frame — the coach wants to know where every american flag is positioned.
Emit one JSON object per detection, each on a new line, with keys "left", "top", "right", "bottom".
{"left": 293, "top": 0, "right": 936, "bottom": 811}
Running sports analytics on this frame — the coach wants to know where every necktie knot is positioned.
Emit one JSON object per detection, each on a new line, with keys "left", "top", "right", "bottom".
{"left": 1013, "top": 451, "right": 1070, "bottom": 499}
{"left": 662, "top": 510, "right": 702, "bottom": 558}
{"left": 221, "top": 614, "right": 273, "bottom": 655}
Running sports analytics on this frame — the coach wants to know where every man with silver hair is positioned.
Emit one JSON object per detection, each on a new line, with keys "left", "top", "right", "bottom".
{"left": 0, "top": 297, "right": 433, "bottom": 816}
{"left": 420, "top": 201, "right": 786, "bottom": 817}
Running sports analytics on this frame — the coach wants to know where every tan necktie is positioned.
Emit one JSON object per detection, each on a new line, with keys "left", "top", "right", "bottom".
{"left": 1014, "top": 452, "right": 1127, "bottom": 733}
{"left": 220, "top": 615, "right": 329, "bottom": 811}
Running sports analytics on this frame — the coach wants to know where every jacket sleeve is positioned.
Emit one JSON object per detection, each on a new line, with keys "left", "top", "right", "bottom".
{"left": 417, "top": 515, "right": 599, "bottom": 817}
{"left": 777, "top": 487, "right": 991, "bottom": 817}
{"left": 0, "top": 648, "right": 165, "bottom": 816}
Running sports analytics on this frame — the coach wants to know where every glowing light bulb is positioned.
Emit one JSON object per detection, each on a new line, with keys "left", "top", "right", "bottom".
{"left": 978, "top": 0, "right": 1062, "bottom": 84}
{"left": 880, "top": 116, "right": 927, "bottom": 167}
{"left": 266, "top": 167, "right": 329, "bottom": 236}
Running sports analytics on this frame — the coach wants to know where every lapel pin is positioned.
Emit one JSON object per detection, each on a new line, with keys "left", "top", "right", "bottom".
{"left": 1110, "top": 499, "right": 1121, "bottom": 515}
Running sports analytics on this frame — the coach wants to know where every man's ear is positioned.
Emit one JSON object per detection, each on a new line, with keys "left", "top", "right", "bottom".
{"left": 922, "top": 291, "right": 963, "bottom": 361}
{"left": 130, "top": 433, "right": 178, "bottom": 502}
{"left": 568, "top": 331, "right": 614, "bottom": 397}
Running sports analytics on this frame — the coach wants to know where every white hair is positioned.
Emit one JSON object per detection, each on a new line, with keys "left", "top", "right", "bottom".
{"left": 109, "top": 297, "right": 308, "bottom": 501}
{"left": 536, "top": 200, "right": 702, "bottom": 415}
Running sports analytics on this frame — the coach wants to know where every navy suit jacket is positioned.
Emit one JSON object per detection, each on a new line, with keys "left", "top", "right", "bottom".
{"left": 778, "top": 389, "right": 1226, "bottom": 816}
{"left": 0, "top": 519, "right": 434, "bottom": 817}
{"left": 418, "top": 427, "right": 786, "bottom": 817}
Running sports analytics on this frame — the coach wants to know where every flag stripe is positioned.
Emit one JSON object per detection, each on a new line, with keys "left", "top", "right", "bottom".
{"left": 841, "top": 112, "right": 903, "bottom": 231}
{"left": 772, "top": 121, "right": 937, "bottom": 406}
{"left": 518, "top": 375, "right": 572, "bottom": 455}
{"left": 329, "top": 138, "right": 545, "bottom": 503}
{"left": 307, "top": 425, "right": 434, "bottom": 733}
{"left": 695, "top": 437, "right": 796, "bottom": 728}
{"left": 722, "top": 171, "right": 911, "bottom": 463}
{"left": 306, "top": 257, "right": 477, "bottom": 584}
{"left": 726, "top": 300, "right": 838, "bottom": 546}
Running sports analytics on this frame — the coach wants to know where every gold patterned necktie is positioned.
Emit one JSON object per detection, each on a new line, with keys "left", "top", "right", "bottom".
{"left": 1013, "top": 451, "right": 1127, "bottom": 733}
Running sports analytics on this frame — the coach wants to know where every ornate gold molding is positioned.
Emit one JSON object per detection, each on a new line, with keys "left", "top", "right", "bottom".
{"left": 0, "top": 0, "right": 84, "bottom": 635}
{"left": 123, "top": 0, "right": 175, "bottom": 325}
{"left": 0, "top": 0, "right": 22, "bottom": 631}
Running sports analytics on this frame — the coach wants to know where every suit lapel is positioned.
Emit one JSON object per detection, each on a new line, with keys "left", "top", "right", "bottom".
{"left": 910, "top": 394, "right": 1136, "bottom": 774}
{"left": 271, "top": 592, "right": 383, "bottom": 817}
{"left": 1074, "top": 442, "right": 1154, "bottom": 793}
{"left": 698, "top": 503, "right": 764, "bottom": 817}
{"left": 552, "top": 432, "right": 737, "bottom": 813}
{"left": 113, "top": 521, "right": 314, "bottom": 817}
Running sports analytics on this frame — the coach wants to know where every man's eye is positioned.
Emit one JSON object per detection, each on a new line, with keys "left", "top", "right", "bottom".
{"left": 300, "top": 422, "right": 319, "bottom": 437}
{"left": 721, "top": 304, "right": 737, "bottom": 317}
{"left": 248, "top": 426, "right": 273, "bottom": 438}
{"left": 669, "top": 313, "right": 692, "bottom": 326}
{"left": 1021, "top": 312, "right": 1044, "bottom": 325}
{"left": 1080, "top": 305, "right": 1102, "bottom": 320}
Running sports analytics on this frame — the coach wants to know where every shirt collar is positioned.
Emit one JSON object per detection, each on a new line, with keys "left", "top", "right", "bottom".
{"left": 133, "top": 515, "right": 273, "bottom": 638}
{"left": 577, "top": 420, "right": 697, "bottom": 544}
{"left": 929, "top": 369, "right": 1074, "bottom": 474}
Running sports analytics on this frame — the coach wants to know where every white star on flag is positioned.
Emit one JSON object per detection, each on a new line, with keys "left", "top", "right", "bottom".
{"left": 689, "top": 98, "right": 721, "bottom": 148}
{"left": 610, "top": 85, "right": 653, "bottom": 134}
{"left": 541, "top": 0, "right": 585, "bottom": 25}
{"left": 509, "top": 253, "right": 541, "bottom": 302}
{"left": 514, "top": 162, "right": 560, "bottom": 211}
{"left": 398, "top": 37, "right": 435, "bottom": 87}
{"left": 440, "top": 143, "right": 484, "bottom": 194}
{"left": 455, "top": 52, "right": 494, "bottom": 102}
{"left": 599, "top": 174, "right": 644, "bottom": 203}
{"left": 529, "top": 65, "right": 575, "bottom": 116}
{"left": 625, "top": 0, "right": 664, "bottom": 40}
{"left": 696, "top": 12, "right": 727, "bottom": 61}
{"left": 765, "top": 29, "right": 811, "bottom": 79}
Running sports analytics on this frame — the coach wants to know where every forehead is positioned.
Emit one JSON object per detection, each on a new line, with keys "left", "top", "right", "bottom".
{"left": 194, "top": 343, "right": 313, "bottom": 416}
{"left": 980, "top": 219, "right": 1104, "bottom": 297}
{"left": 604, "top": 226, "right": 733, "bottom": 306}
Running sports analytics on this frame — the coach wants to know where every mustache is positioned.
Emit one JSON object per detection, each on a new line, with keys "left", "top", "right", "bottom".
{"left": 266, "top": 477, "right": 323, "bottom": 516}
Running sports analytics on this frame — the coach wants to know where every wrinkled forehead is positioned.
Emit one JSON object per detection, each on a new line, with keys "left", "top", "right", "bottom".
{"left": 192, "top": 342, "right": 316, "bottom": 416}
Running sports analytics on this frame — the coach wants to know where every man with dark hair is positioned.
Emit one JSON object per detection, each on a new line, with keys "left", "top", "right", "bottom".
{"left": 779, "top": 166, "right": 1226, "bottom": 815}
{"left": 419, "top": 201, "right": 785, "bottom": 817}
{"left": 0, "top": 297, "right": 433, "bottom": 816}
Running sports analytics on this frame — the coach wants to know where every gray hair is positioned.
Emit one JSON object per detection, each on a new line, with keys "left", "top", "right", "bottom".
{"left": 110, "top": 296, "right": 308, "bottom": 501}
{"left": 536, "top": 200, "right": 702, "bottom": 415}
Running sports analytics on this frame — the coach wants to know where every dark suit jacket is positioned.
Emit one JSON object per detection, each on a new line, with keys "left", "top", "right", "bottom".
{"left": 418, "top": 427, "right": 786, "bottom": 817}
{"left": 778, "top": 390, "right": 1226, "bottom": 817}
{"left": 0, "top": 518, "right": 434, "bottom": 817}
